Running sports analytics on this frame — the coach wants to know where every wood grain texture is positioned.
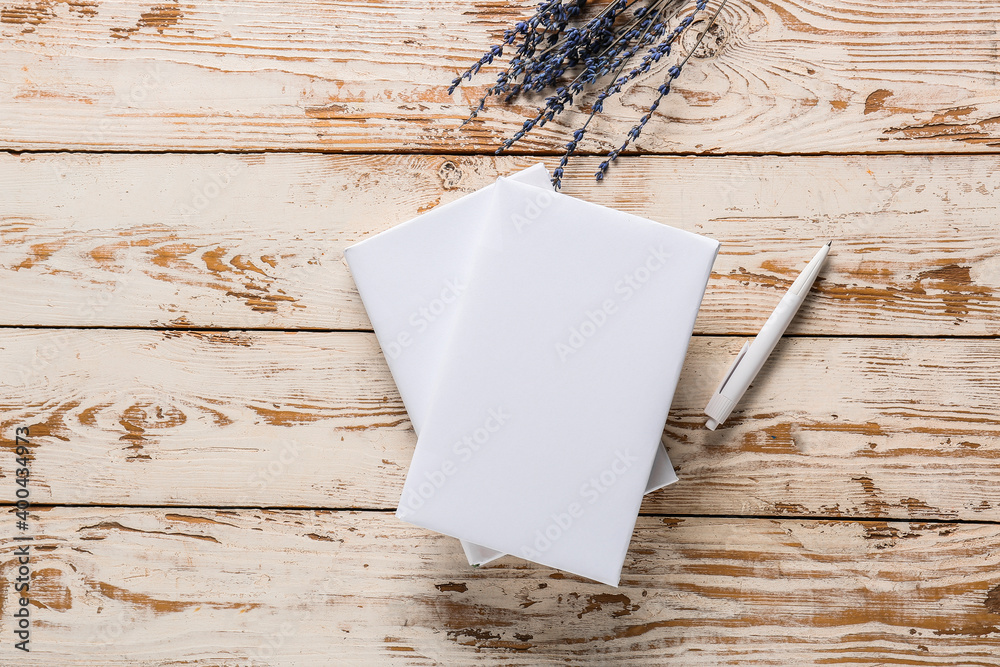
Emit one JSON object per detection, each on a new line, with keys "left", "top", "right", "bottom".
{"left": 1, "top": 509, "right": 999, "bottom": 665}
{"left": 3, "top": 329, "right": 998, "bottom": 522}
{"left": 3, "top": 152, "right": 1000, "bottom": 335}
{"left": 3, "top": 0, "right": 1000, "bottom": 660}
{"left": 1, "top": 0, "right": 999, "bottom": 152}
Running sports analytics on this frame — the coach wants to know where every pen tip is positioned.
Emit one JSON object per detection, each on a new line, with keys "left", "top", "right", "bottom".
{"left": 825, "top": 240, "right": 833, "bottom": 247}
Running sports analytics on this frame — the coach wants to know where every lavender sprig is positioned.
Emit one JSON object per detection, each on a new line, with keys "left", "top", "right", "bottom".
{"left": 451, "top": 0, "right": 727, "bottom": 187}
{"left": 595, "top": 0, "right": 727, "bottom": 182}
{"left": 449, "top": 0, "right": 578, "bottom": 96}
{"left": 551, "top": 1, "right": 711, "bottom": 187}
{"left": 455, "top": 1, "right": 592, "bottom": 124}
{"left": 461, "top": 0, "right": 629, "bottom": 125}
{"left": 495, "top": 1, "right": 676, "bottom": 156}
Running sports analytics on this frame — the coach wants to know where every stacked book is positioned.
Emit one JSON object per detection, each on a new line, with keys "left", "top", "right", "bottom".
{"left": 345, "top": 165, "right": 719, "bottom": 586}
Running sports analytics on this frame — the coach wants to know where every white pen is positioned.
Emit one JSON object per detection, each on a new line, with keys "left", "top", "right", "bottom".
{"left": 704, "top": 241, "right": 832, "bottom": 430}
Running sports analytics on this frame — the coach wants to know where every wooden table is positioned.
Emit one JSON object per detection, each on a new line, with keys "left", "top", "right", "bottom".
{"left": 2, "top": 0, "right": 999, "bottom": 664}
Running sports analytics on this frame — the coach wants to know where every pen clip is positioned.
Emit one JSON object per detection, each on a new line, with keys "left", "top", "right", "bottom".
{"left": 711, "top": 340, "right": 751, "bottom": 397}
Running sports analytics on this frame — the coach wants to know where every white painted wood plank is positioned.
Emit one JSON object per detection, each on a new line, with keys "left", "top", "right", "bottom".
{"left": 2, "top": 153, "right": 998, "bottom": 335}
{"left": 0, "top": 0, "right": 997, "bottom": 152}
{"left": 2, "top": 330, "right": 998, "bottom": 522}
{"left": 1, "top": 510, "right": 998, "bottom": 665}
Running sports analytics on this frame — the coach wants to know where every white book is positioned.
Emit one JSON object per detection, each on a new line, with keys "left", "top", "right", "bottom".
{"left": 344, "top": 165, "right": 677, "bottom": 567}
{"left": 395, "top": 178, "right": 719, "bottom": 585}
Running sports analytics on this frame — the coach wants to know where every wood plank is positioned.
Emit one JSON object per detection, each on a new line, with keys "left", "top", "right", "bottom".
{"left": 1, "top": 509, "right": 998, "bottom": 665}
{"left": 3, "top": 153, "right": 999, "bottom": 335}
{"left": 3, "top": 329, "right": 998, "bottom": 522}
{"left": 1, "top": 0, "right": 998, "bottom": 152}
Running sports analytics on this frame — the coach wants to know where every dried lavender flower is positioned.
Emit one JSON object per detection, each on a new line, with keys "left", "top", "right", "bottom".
{"left": 450, "top": 0, "right": 728, "bottom": 188}
{"left": 596, "top": 0, "right": 726, "bottom": 183}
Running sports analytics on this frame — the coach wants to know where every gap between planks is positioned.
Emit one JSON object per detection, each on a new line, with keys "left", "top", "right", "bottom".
{"left": 1, "top": 324, "right": 998, "bottom": 340}
{"left": 5, "top": 505, "right": 1000, "bottom": 528}
{"left": 6, "top": 149, "right": 1000, "bottom": 157}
